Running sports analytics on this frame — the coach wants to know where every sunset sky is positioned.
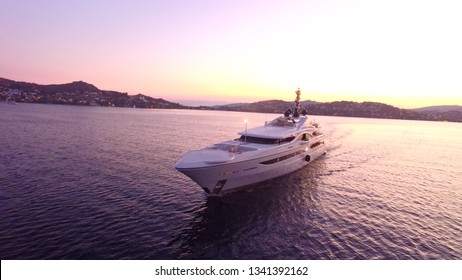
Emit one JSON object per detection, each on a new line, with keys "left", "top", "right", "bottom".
{"left": 1, "top": 0, "right": 461, "bottom": 108}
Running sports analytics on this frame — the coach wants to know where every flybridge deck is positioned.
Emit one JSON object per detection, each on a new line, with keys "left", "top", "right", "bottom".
{"left": 238, "top": 116, "right": 315, "bottom": 139}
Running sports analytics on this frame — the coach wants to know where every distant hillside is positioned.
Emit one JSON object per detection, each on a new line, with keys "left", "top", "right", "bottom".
{"left": 214, "top": 99, "right": 320, "bottom": 113}
{"left": 412, "top": 105, "right": 462, "bottom": 113}
{"left": 0, "top": 77, "right": 185, "bottom": 109}
{"left": 0, "top": 77, "right": 99, "bottom": 93}
{"left": 208, "top": 99, "right": 462, "bottom": 122}
{"left": 213, "top": 100, "right": 419, "bottom": 118}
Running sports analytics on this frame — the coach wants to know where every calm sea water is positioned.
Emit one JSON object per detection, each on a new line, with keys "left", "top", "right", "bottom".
{"left": 1, "top": 103, "right": 461, "bottom": 259}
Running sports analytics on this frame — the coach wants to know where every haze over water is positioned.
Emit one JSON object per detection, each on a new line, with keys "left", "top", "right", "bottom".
{"left": 1, "top": 103, "right": 461, "bottom": 259}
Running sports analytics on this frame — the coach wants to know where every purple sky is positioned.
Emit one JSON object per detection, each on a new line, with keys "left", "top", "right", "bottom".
{"left": 1, "top": 0, "right": 461, "bottom": 107}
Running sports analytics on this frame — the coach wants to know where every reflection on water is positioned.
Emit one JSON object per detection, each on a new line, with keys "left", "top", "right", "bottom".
{"left": 176, "top": 160, "right": 339, "bottom": 260}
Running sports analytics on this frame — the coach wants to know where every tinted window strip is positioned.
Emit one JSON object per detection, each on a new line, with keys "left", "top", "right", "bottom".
{"left": 260, "top": 150, "right": 305, "bottom": 165}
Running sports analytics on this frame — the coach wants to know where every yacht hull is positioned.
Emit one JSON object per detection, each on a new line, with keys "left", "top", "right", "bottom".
{"left": 176, "top": 142, "right": 326, "bottom": 196}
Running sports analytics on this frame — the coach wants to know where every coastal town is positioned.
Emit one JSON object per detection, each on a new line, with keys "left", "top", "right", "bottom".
{"left": 0, "top": 78, "right": 184, "bottom": 109}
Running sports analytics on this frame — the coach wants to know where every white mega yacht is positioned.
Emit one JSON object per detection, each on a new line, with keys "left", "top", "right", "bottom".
{"left": 175, "top": 89, "right": 326, "bottom": 196}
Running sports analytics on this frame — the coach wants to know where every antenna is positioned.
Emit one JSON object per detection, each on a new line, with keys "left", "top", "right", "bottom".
{"left": 295, "top": 88, "right": 301, "bottom": 110}
{"left": 294, "top": 88, "right": 301, "bottom": 118}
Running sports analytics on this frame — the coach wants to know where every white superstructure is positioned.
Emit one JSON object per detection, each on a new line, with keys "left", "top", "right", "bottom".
{"left": 175, "top": 89, "right": 326, "bottom": 196}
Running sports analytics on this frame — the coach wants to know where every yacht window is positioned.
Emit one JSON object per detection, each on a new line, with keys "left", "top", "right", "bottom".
{"left": 260, "top": 150, "right": 305, "bottom": 165}
{"left": 238, "top": 136, "right": 278, "bottom": 144}
{"left": 278, "top": 136, "right": 295, "bottom": 144}
{"left": 238, "top": 136, "right": 295, "bottom": 145}
{"left": 310, "top": 141, "right": 324, "bottom": 148}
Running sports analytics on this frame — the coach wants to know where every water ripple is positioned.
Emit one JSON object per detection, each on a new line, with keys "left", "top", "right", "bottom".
{"left": 0, "top": 105, "right": 461, "bottom": 259}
